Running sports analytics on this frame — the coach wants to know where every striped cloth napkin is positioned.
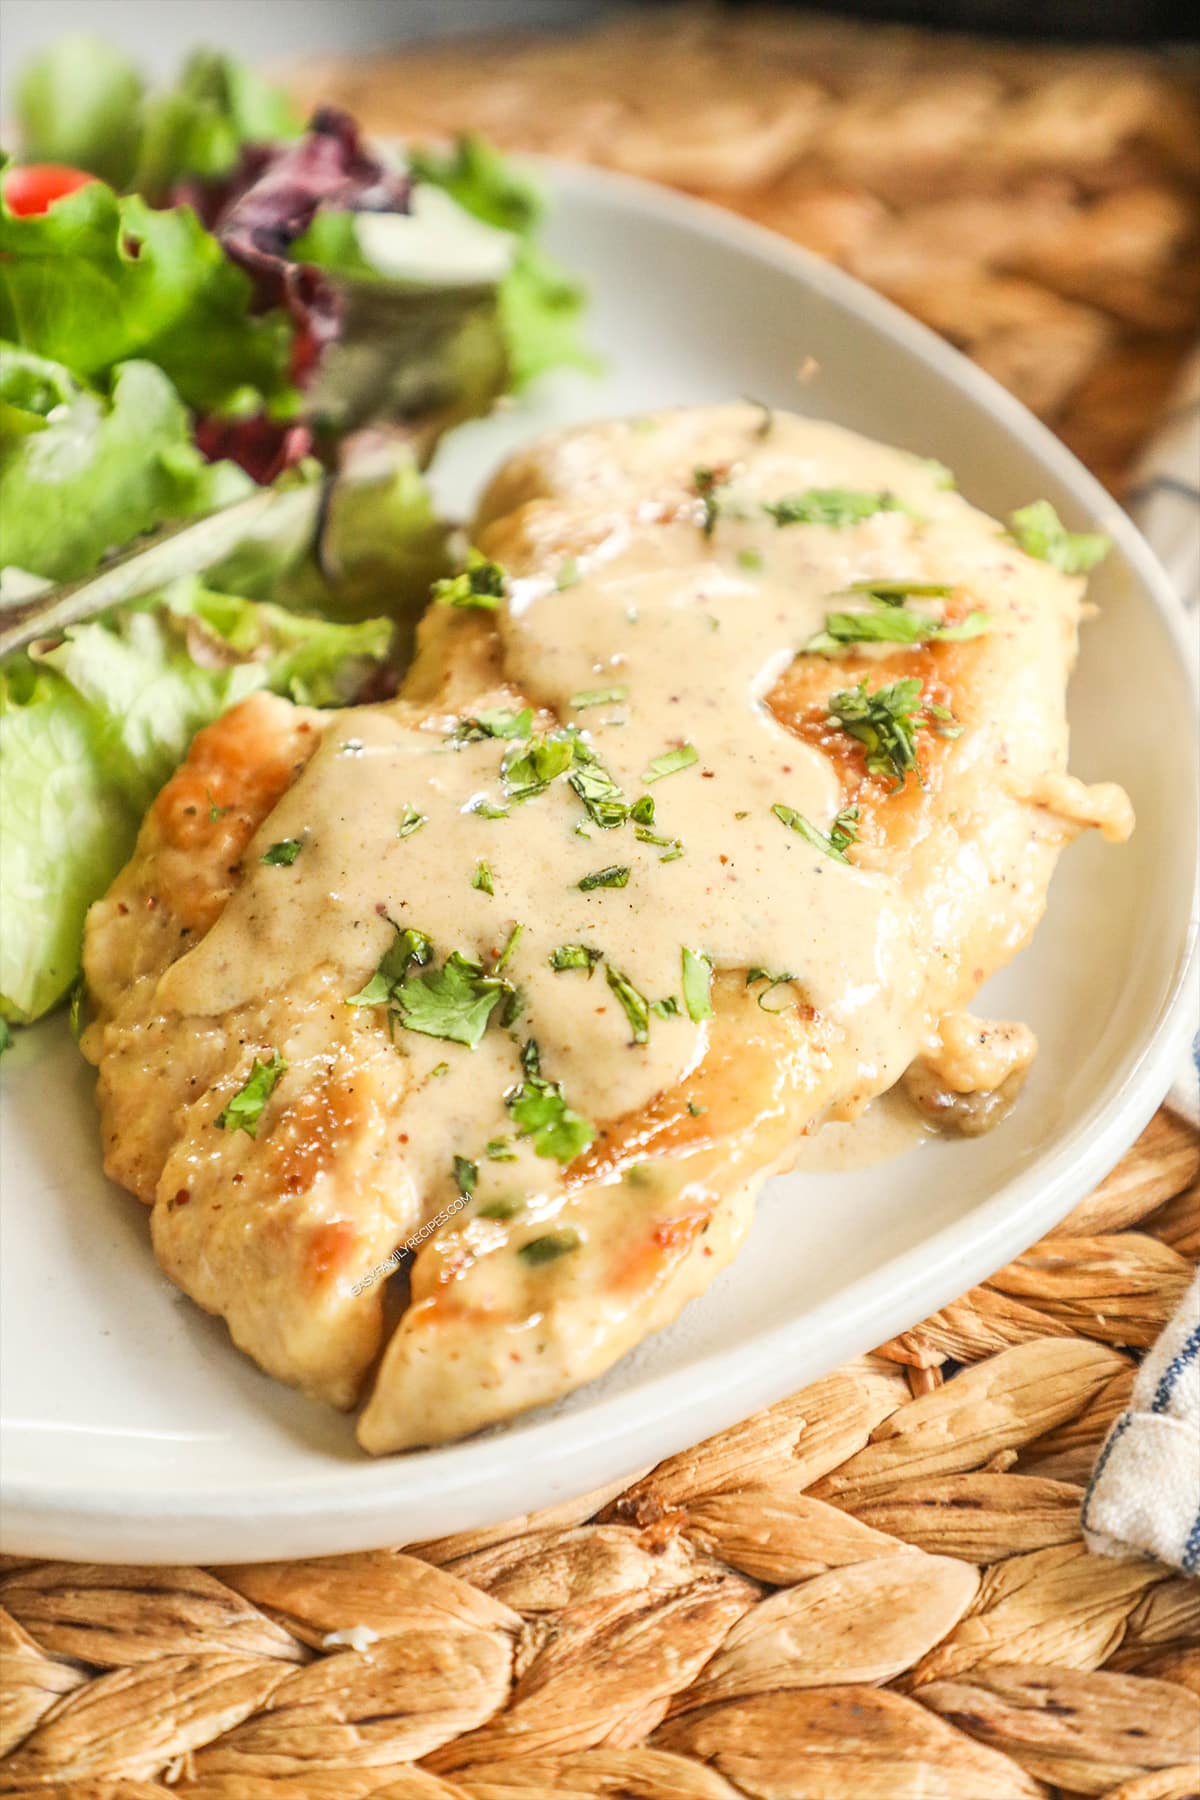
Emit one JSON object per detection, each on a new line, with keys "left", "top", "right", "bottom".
{"left": 1083, "top": 351, "right": 1200, "bottom": 1575}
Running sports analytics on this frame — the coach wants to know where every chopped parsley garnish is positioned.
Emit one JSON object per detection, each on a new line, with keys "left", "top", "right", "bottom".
{"left": 693, "top": 465, "right": 729, "bottom": 537}
{"left": 828, "top": 806, "right": 861, "bottom": 854}
{"left": 806, "top": 611, "right": 934, "bottom": 652}
{"left": 493, "top": 922, "right": 524, "bottom": 973}
{"left": 651, "top": 995, "right": 680, "bottom": 1018}
{"left": 926, "top": 701, "right": 962, "bottom": 740}
{"left": 805, "top": 582, "right": 991, "bottom": 654}
{"left": 1008, "top": 501, "right": 1109, "bottom": 575}
{"left": 550, "top": 943, "right": 602, "bottom": 974}
{"left": 0, "top": 1018, "right": 10, "bottom": 1055}
{"left": 261, "top": 838, "right": 302, "bottom": 867}
{"left": 737, "top": 547, "right": 764, "bottom": 573}
{"left": 502, "top": 731, "right": 575, "bottom": 801}
{"left": 746, "top": 969, "right": 799, "bottom": 1013}
{"left": 455, "top": 707, "right": 533, "bottom": 742}
{"left": 556, "top": 557, "right": 581, "bottom": 589}
{"left": 478, "top": 1196, "right": 522, "bottom": 1219}
{"left": 395, "top": 950, "right": 511, "bottom": 1048}
{"left": 605, "top": 964, "right": 650, "bottom": 1043}
{"left": 567, "top": 739, "right": 630, "bottom": 828}
{"left": 432, "top": 548, "right": 508, "bottom": 610}
{"left": 687, "top": 1100, "right": 706, "bottom": 1116}
{"left": 630, "top": 794, "right": 655, "bottom": 826}
{"left": 635, "top": 826, "right": 685, "bottom": 860}
{"left": 570, "top": 686, "right": 628, "bottom": 710}
{"left": 519, "top": 1229, "right": 582, "bottom": 1265}
{"left": 764, "top": 489, "right": 908, "bottom": 528}
{"left": 348, "top": 927, "right": 509, "bottom": 1049}
{"left": 507, "top": 1041, "right": 595, "bottom": 1161}
{"left": 470, "top": 797, "right": 509, "bottom": 820}
{"left": 682, "top": 947, "right": 714, "bottom": 1021}
{"left": 453, "top": 1155, "right": 478, "bottom": 1196}
{"left": 397, "top": 806, "right": 427, "bottom": 839}
{"left": 472, "top": 861, "right": 494, "bottom": 895}
{"left": 827, "top": 677, "right": 956, "bottom": 789}
{"left": 849, "top": 580, "right": 954, "bottom": 602}
{"left": 485, "top": 1136, "right": 518, "bottom": 1162}
{"left": 207, "top": 788, "right": 230, "bottom": 823}
{"left": 773, "top": 802, "right": 860, "bottom": 863}
{"left": 643, "top": 743, "right": 698, "bottom": 784}
{"left": 216, "top": 1051, "right": 285, "bottom": 1138}
{"left": 346, "top": 925, "right": 433, "bottom": 1007}
{"left": 578, "top": 865, "right": 630, "bottom": 891}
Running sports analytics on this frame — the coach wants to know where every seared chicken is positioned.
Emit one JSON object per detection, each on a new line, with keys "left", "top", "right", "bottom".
{"left": 82, "top": 404, "right": 1131, "bottom": 1450}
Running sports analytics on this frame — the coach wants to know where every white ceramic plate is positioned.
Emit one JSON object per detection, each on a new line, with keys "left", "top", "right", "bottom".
{"left": 2, "top": 162, "right": 1196, "bottom": 1563}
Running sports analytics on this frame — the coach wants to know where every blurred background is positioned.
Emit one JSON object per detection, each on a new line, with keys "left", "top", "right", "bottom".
{"left": 0, "top": 3, "right": 613, "bottom": 80}
{"left": 1, "top": 0, "right": 1196, "bottom": 73}
{"left": 2, "top": 0, "right": 1197, "bottom": 493}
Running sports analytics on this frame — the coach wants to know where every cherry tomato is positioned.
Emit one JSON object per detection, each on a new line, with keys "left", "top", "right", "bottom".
{"left": 4, "top": 164, "right": 97, "bottom": 216}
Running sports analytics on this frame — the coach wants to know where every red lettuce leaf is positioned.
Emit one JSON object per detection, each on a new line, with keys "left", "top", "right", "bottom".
{"left": 178, "top": 107, "right": 411, "bottom": 389}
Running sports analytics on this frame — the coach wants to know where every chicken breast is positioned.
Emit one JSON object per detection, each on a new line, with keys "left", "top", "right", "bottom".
{"left": 82, "top": 403, "right": 1132, "bottom": 1450}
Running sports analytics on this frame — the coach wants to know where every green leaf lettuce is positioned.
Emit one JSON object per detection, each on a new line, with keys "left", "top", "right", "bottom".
{"left": 208, "top": 437, "right": 451, "bottom": 647}
{"left": 398, "top": 134, "right": 599, "bottom": 390}
{"left": 0, "top": 346, "right": 251, "bottom": 583}
{"left": 15, "top": 37, "right": 302, "bottom": 200}
{"left": 0, "top": 177, "right": 294, "bottom": 416}
{"left": 135, "top": 48, "right": 303, "bottom": 200}
{"left": 0, "top": 579, "right": 390, "bottom": 1022}
{"left": 1008, "top": 500, "right": 1110, "bottom": 576}
{"left": 15, "top": 35, "right": 145, "bottom": 188}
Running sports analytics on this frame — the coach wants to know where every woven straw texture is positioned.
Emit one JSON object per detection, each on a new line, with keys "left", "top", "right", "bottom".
{"left": 1, "top": 1111, "right": 1198, "bottom": 1795}
{"left": 3, "top": 12, "right": 1200, "bottom": 1796}
{"left": 289, "top": 5, "right": 1200, "bottom": 494}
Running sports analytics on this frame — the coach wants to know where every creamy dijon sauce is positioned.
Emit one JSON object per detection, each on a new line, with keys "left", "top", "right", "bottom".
{"left": 155, "top": 422, "right": 1017, "bottom": 1226}
{"left": 83, "top": 405, "right": 1132, "bottom": 1447}
{"left": 791, "top": 1087, "right": 932, "bottom": 1172}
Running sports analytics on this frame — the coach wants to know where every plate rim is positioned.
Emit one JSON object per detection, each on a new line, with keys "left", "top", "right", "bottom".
{"left": 4, "top": 156, "right": 1197, "bottom": 1559}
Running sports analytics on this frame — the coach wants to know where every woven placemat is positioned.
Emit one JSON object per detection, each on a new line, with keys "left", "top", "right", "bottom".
{"left": 4, "top": 13, "right": 1199, "bottom": 1797}
{"left": 1, "top": 1112, "right": 1198, "bottom": 1795}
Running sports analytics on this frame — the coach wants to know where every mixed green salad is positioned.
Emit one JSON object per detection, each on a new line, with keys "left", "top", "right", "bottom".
{"left": 0, "top": 38, "right": 595, "bottom": 1028}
